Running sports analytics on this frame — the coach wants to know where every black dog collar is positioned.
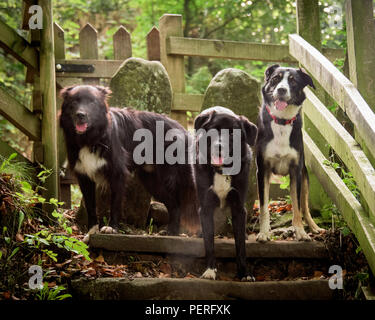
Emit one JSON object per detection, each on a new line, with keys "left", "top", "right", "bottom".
{"left": 265, "top": 105, "right": 296, "bottom": 126}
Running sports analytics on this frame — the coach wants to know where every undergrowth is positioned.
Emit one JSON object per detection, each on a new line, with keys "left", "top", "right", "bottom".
{"left": 0, "top": 153, "right": 90, "bottom": 300}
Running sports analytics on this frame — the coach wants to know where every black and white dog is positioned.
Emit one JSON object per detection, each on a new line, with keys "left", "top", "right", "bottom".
{"left": 194, "top": 106, "right": 257, "bottom": 280}
{"left": 256, "top": 64, "right": 324, "bottom": 242}
{"left": 59, "top": 85, "right": 199, "bottom": 241}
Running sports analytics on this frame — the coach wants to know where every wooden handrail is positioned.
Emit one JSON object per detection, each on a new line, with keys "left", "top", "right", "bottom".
{"left": 0, "top": 19, "right": 39, "bottom": 72}
{"left": 289, "top": 34, "right": 375, "bottom": 161}
{"left": 303, "top": 130, "right": 375, "bottom": 275}
{"left": 303, "top": 88, "right": 375, "bottom": 223}
{"left": 0, "top": 87, "right": 41, "bottom": 141}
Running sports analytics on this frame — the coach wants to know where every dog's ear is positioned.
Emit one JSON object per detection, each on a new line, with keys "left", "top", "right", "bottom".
{"left": 194, "top": 110, "right": 215, "bottom": 131}
{"left": 298, "top": 68, "right": 315, "bottom": 89}
{"left": 265, "top": 64, "right": 280, "bottom": 82}
{"left": 239, "top": 116, "right": 258, "bottom": 147}
{"left": 95, "top": 86, "right": 112, "bottom": 99}
{"left": 60, "top": 86, "right": 75, "bottom": 99}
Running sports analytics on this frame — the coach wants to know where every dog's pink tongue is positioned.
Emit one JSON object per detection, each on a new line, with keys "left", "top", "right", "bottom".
{"left": 76, "top": 123, "right": 88, "bottom": 133}
{"left": 275, "top": 100, "right": 288, "bottom": 111}
{"left": 211, "top": 155, "right": 224, "bottom": 166}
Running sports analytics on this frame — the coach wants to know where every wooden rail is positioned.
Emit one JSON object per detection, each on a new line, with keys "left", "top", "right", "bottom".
{"left": 0, "top": 87, "right": 41, "bottom": 141}
{"left": 303, "top": 88, "right": 375, "bottom": 224}
{"left": 167, "top": 37, "right": 344, "bottom": 63}
{"left": 303, "top": 131, "right": 375, "bottom": 274}
{"left": 289, "top": 34, "right": 375, "bottom": 161}
{"left": 0, "top": 19, "right": 39, "bottom": 72}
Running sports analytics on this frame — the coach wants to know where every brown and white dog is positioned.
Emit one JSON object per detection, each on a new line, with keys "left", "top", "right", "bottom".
{"left": 255, "top": 65, "right": 324, "bottom": 242}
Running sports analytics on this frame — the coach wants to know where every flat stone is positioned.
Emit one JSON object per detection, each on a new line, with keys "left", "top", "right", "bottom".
{"left": 89, "top": 234, "right": 328, "bottom": 259}
{"left": 71, "top": 277, "right": 332, "bottom": 300}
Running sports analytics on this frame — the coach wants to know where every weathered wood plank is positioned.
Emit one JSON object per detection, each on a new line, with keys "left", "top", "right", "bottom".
{"left": 167, "top": 37, "right": 344, "bottom": 63}
{"left": 80, "top": 23, "right": 99, "bottom": 85}
{"left": 0, "top": 87, "right": 41, "bottom": 140}
{"left": 113, "top": 26, "right": 132, "bottom": 60}
{"left": 160, "top": 14, "right": 187, "bottom": 127}
{"left": 0, "top": 19, "right": 38, "bottom": 72}
{"left": 172, "top": 93, "right": 203, "bottom": 112}
{"left": 55, "top": 59, "right": 121, "bottom": 78}
{"left": 289, "top": 34, "right": 375, "bottom": 161}
{"left": 346, "top": 0, "right": 375, "bottom": 111}
{"left": 90, "top": 234, "right": 327, "bottom": 259}
{"left": 303, "top": 88, "right": 375, "bottom": 222}
{"left": 21, "top": 0, "right": 33, "bottom": 30}
{"left": 54, "top": 21, "right": 71, "bottom": 206}
{"left": 146, "top": 26, "right": 160, "bottom": 61}
{"left": 303, "top": 131, "right": 375, "bottom": 276}
{"left": 39, "top": 0, "right": 58, "bottom": 202}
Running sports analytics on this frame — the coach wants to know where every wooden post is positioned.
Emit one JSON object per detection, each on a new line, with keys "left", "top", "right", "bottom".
{"left": 346, "top": 0, "right": 375, "bottom": 167}
{"left": 113, "top": 26, "right": 132, "bottom": 60}
{"left": 296, "top": 0, "right": 331, "bottom": 212}
{"left": 346, "top": 0, "right": 375, "bottom": 111}
{"left": 80, "top": 23, "right": 99, "bottom": 85}
{"left": 39, "top": 0, "right": 58, "bottom": 204}
{"left": 159, "top": 14, "right": 187, "bottom": 128}
{"left": 147, "top": 26, "right": 160, "bottom": 61}
{"left": 54, "top": 21, "right": 71, "bottom": 208}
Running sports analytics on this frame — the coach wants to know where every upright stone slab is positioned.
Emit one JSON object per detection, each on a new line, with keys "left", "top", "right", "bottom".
{"left": 109, "top": 57, "right": 172, "bottom": 114}
{"left": 77, "top": 58, "right": 172, "bottom": 231}
{"left": 202, "top": 68, "right": 260, "bottom": 235}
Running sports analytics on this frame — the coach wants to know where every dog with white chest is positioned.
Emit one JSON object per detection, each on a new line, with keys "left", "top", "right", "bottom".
{"left": 194, "top": 106, "right": 257, "bottom": 281}
{"left": 256, "top": 64, "right": 325, "bottom": 243}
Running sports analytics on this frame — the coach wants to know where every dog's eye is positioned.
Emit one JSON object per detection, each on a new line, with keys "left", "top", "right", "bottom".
{"left": 271, "top": 77, "right": 279, "bottom": 85}
{"left": 289, "top": 76, "right": 295, "bottom": 84}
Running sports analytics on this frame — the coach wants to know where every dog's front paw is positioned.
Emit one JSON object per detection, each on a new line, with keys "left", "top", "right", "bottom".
{"left": 310, "top": 225, "right": 326, "bottom": 234}
{"left": 83, "top": 225, "right": 99, "bottom": 244}
{"left": 256, "top": 232, "right": 270, "bottom": 243}
{"left": 241, "top": 275, "right": 255, "bottom": 282}
{"left": 295, "top": 227, "right": 311, "bottom": 241}
{"left": 100, "top": 226, "right": 118, "bottom": 234}
{"left": 201, "top": 268, "right": 217, "bottom": 280}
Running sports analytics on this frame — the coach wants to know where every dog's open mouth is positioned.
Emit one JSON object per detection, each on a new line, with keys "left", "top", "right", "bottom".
{"left": 211, "top": 154, "right": 224, "bottom": 167}
{"left": 75, "top": 122, "right": 88, "bottom": 134}
{"left": 274, "top": 99, "right": 288, "bottom": 111}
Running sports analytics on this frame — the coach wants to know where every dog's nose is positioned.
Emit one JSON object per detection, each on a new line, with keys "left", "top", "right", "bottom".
{"left": 76, "top": 111, "right": 86, "bottom": 120}
{"left": 277, "top": 87, "right": 287, "bottom": 96}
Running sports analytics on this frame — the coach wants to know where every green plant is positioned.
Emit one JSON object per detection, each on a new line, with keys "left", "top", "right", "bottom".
{"left": 323, "top": 159, "right": 360, "bottom": 200}
{"left": 279, "top": 176, "right": 290, "bottom": 191}
{"left": 36, "top": 282, "right": 72, "bottom": 300}
{"left": 148, "top": 218, "right": 154, "bottom": 235}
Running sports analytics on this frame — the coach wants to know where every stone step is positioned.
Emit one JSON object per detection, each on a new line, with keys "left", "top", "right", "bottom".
{"left": 71, "top": 277, "right": 333, "bottom": 300}
{"left": 89, "top": 234, "right": 328, "bottom": 259}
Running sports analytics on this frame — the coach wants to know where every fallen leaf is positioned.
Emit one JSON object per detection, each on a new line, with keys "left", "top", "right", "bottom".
{"left": 15, "top": 233, "right": 24, "bottom": 242}
{"left": 160, "top": 263, "right": 172, "bottom": 275}
{"left": 95, "top": 255, "right": 105, "bottom": 263}
{"left": 313, "top": 271, "right": 323, "bottom": 278}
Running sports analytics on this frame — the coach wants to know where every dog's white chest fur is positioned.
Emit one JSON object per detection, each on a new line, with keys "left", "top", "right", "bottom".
{"left": 212, "top": 173, "right": 232, "bottom": 208}
{"left": 264, "top": 122, "right": 299, "bottom": 176}
{"left": 74, "top": 147, "right": 107, "bottom": 184}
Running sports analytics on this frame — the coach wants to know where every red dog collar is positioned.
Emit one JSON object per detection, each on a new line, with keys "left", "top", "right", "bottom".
{"left": 265, "top": 105, "right": 296, "bottom": 125}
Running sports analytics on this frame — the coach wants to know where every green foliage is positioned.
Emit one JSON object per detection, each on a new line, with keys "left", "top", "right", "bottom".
{"left": 279, "top": 175, "right": 290, "bottom": 191}
{"left": 323, "top": 159, "right": 360, "bottom": 200}
{"left": 148, "top": 217, "right": 154, "bottom": 235}
{"left": 0, "top": 155, "right": 90, "bottom": 298}
{"left": 36, "top": 282, "right": 72, "bottom": 300}
{"left": 186, "top": 66, "right": 212, "bottom": 94}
